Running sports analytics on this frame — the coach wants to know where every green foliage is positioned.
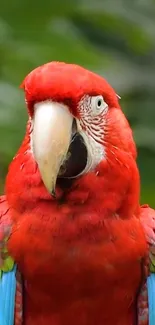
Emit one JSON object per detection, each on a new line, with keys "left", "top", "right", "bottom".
{"left": 0, "top": 0, "right": 155, "bottom": 206}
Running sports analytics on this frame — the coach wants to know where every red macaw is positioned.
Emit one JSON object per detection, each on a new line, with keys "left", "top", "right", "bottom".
{"left": 0, "top": 62, "right": 155, "bottom": 325}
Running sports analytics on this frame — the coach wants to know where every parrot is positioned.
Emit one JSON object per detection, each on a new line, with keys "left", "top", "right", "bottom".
{"left": 0, "top": 61, "right": 155, "bottom": 325}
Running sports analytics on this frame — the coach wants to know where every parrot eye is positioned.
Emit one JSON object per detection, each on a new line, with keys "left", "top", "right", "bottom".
{"left": 91, "top": 95, "right": 108, "bottom": 115}
{"left": 97, "top": 99, "right": 102, "bottom": 107}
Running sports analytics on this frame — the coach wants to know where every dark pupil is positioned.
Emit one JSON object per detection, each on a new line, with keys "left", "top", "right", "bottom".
{"left": 97, "top": 99, "right": 102, "bottom": 107}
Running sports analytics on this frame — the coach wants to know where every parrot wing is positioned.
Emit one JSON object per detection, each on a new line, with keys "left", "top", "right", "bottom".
{"left": 138, "top": 204, "right": 155, "bottom": 325}
{"left": 0, "top": 195, "right": 23, "bottom": 325}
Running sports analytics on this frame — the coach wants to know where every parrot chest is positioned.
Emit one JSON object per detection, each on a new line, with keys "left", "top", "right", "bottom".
{"left": 9, "top": 209, "right": 147, "bottom": 325}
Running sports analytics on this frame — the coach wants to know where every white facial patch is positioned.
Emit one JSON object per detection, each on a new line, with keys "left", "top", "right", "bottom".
{"left": 77, "top": 95, "right": 108, "bottom": 173}
{"left": 79, "top": 130, "right": 105, "bottom": 173}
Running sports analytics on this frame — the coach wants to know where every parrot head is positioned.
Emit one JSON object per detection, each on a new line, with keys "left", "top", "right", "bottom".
{"left": 6, "top": 62, "right": 139, "bottom": 217}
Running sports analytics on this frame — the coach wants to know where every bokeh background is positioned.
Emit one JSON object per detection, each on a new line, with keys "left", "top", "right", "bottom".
{"left": 0, "top": 0, "right": 155, "bottom": 206}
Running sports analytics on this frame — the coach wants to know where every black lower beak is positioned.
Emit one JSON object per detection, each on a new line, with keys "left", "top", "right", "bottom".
{"left": 58, "top": 133, "right": 87, "bottom": 178}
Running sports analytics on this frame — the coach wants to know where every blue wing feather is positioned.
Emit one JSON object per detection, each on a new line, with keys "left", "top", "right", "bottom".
{"left": 147, "top": 274, "right": 155, "bottom": 325}
{"left": 140, "top": 205, "right": 155, "bottom": 325}
{"left": 0, "top": 264, "right": 17, "bottom": 325}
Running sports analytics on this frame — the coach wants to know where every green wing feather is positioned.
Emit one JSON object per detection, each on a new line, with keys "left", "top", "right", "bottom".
{"left": 0, "top": 196, "right": 14, "bottom": 278}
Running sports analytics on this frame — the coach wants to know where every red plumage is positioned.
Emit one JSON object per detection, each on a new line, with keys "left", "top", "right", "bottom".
{"left": 21, "top": 62, "right": 119, "bottom": 116}
{"left": 4, "top": 62, "right": 148, "bottom": 325}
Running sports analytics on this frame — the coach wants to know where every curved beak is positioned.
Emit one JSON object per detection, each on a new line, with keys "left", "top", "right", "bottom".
{"left": 32, "top": 101, "right": 73, "bottom": 195}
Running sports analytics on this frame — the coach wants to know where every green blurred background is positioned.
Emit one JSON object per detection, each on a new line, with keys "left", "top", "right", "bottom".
{"left": 0, "top": 0, "right": 155, "bottom": 206}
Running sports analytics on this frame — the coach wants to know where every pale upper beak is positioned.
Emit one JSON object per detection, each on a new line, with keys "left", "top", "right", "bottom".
{"left": 32, "top": 101, "right": 73, "bottom": 195}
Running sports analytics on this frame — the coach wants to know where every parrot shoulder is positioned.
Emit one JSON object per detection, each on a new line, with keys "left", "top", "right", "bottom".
{"left": 140, "top": 204, "right": 155, "bottom": 271}
{"left": 0, "top": 195, "right": 14, "bottom": 275}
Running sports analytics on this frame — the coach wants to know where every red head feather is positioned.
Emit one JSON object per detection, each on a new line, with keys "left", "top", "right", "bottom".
{"left": 21, "top": 61, "right": 120, "bottom": 117}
